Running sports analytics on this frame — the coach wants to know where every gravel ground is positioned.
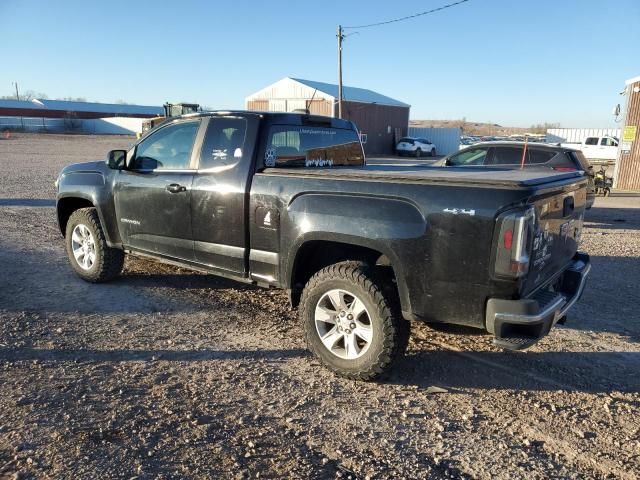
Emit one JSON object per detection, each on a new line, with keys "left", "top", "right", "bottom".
{"left": 0, "top": 133, "right": 639, "bottom": 480}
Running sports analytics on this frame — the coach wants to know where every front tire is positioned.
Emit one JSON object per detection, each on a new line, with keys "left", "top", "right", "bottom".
{"left": 415, "top": 148, "right": 422, "bottom": 158}
{"left": 65, "top": 208, "right": 124, "bottom": 283}
{"left": 431, "top": 148, "right": 437, "bottom": 157}
{"left": 300, "top": 261, "right": 409, "bottom": 380}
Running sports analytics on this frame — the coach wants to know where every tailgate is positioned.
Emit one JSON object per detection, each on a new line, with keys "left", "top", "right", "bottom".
{"left": 522, "top": 182, "right": 587, "bottom": 295}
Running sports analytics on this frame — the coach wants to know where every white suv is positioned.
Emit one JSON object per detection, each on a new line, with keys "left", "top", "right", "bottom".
{"left": 396, "top": 137, "right": 437, "bottom": 157}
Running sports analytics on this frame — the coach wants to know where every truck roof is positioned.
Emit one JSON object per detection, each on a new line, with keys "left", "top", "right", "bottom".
{"left": 180, "top": 110, "right": 357, "bottom": 130}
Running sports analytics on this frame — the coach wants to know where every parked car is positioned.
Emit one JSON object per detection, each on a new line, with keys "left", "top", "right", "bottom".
{"left": 459, "top": 137, "right": 476, "bottom": 150}
{"left": 561, "top": 135, "right": 619, "bottom": 162}
{"left": 396, "top": 137, "right": 437, "bottom": 157}
{"left": 55, "top": 112, "right": 591, "bottom": 380}
{"left": 434, "top": 141, "right": 596, "bottom": 208}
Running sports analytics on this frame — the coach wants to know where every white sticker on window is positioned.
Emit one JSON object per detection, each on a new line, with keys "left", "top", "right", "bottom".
{"left": 234, "top": 148, "right": 242, "bottom": 158}
{"left": 305, "top": 158, "right": 334, "bottom": 167}
{"left": 265, "top": 147, "right": 276, "bottom": 167}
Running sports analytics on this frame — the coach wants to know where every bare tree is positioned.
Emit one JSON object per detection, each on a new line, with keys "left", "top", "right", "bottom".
{"left": 529, "top": 122, "right": 561, "bottom": 134}
{"left": 1, "top": 91, "right": 48, "bottom": 101}
{"left": 56, "top": 96, "right": 88, "bottom": 102}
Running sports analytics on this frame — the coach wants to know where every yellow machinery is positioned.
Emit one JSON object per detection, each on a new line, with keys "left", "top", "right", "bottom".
{"left": 138, "top": 102, "right": 200, "bottom": 138}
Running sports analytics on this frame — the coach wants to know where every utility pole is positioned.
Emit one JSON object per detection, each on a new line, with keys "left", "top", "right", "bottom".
{"left": 13, "top": 81, "right": 20, "bottom": 101}
{"left": 337, "top": 25, "right": 344, "bottom": 119}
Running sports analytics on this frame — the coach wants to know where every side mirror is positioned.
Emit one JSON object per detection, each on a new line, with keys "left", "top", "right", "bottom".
{"left": 106, "top": 150, "right": 127, "bottom": 170}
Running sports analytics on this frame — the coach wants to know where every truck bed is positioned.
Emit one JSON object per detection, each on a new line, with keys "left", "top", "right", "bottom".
{"left": 261, "top": 164, "right": 585, "bottom": 188}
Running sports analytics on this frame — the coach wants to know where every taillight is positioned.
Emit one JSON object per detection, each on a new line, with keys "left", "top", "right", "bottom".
{"left": 494, "top": 207, "right": 535, "bottom": 278}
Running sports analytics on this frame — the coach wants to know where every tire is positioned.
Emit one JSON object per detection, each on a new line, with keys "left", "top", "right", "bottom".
{"left": 415, "top": 148, "right": 422, "bottom": 158}
{"left": 65, "top": 207, "right": 124, "bottom": 283}
{"left": 300, "top": 261, "right": 409, "bottom": 380}
{"left": 431, "top": 148, "right": 437, "bottom": 157}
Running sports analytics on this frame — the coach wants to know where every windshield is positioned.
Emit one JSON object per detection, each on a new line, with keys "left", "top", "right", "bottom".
{"left": 265, "top": 125, "right": 364, "bottom": 168}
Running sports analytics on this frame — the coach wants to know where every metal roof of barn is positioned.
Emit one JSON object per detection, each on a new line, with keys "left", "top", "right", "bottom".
{"left": 0, "top": 98, "right": 163, "bottom": 116}
{"left": 290, "top": 78, "right": 410, "bottom": 108}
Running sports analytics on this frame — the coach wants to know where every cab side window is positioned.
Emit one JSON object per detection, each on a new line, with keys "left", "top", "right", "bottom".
{"left": 199, "top": 117, "right": 248, "bottom": 170}
{"left": 584, "top": 137, "right": 599, "bottom": 145}
{"left": 600, "top": 137, "right": 617, "bottom": 146}
{"left": 131, "top": 120, "right": 200, "bottom": 170}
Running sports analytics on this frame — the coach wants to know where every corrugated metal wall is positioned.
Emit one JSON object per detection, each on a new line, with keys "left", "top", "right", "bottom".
{"left": 0, "top": 116, "right": 141, "bottom": 134}
{"left": 546, "top": 128, "right": 621, "bottom": 144}
{"left": 615, "top": 79, "right": 640, "bottom": 191}
{"left": 408, "top": 127, "right": 461, "bottom": 155}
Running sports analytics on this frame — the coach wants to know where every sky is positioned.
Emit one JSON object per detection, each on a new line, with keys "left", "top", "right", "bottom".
{"left": 1, "top": 0, "right": 639, "bottom": 127}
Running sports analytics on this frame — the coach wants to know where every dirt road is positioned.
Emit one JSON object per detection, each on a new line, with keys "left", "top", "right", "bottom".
{"left": 1, "top": 134, "right": 639, "bottom": 479}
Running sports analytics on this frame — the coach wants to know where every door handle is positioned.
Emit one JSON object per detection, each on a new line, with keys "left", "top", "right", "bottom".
{"left": 166, "top": 183, "right": 187, "bottom": 193}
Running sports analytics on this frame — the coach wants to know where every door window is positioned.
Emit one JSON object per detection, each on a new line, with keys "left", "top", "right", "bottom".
{"left": 600, "top": 137, "right": 617, "bottom": 146}
{"left": 199, "top": 117, "right": 248, "bottom": 170}
{"left": 447, "top": 148, "right": 488, "bottom": 166}
{"left": 584, "top": 137, "right": 598, "bottom": 145}
{"left": 131, "top": 120, "right": 200, "bottom": 170}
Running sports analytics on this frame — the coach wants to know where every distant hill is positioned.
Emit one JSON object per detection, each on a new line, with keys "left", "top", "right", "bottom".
{"left": 409, "top": 119, "right": 560, "bottom": 136}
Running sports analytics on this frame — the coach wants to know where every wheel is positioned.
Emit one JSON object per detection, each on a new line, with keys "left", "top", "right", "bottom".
{"left": 415, "top": 148, "right": 422, "bottom": 158}
{"left": 604, "top": 187, "right": 611, "bottom": 197}
{"left": 431, "top": 148, "right": 437, "bottom": 157}
{"left": 300, "top": 261, "right": 409, "bottom": 380}
{"left": 65, "top": 207, "right": 124, "bottom": 282}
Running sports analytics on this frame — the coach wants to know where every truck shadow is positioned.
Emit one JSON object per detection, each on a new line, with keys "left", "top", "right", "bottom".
{"left": 584, "top": 203, "right": 640, "bottom": 231}
{"left": 568, "top": 254, "right": 640, "bottom": 343}
{"left": 390, "top": 348, "right": 640, "bottom": 394}
{"left": 0, "top": 198, "right": 56, "bottom": 207}
{"left": 0, "top": 347, "right": 306, "bottom": 363}
{"left": 1, "top": 343, "right": 637, "bottom": 394}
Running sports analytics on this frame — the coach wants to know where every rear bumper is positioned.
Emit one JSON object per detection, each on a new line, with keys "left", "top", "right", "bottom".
{"left": 486, "top": 253, "right": 591, "bottom": 350}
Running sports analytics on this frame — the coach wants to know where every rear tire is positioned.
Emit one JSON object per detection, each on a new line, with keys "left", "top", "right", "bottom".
{"left": 65, "top": 208, "right": 124, "bottom": 283}
{"left": 300, "top": 261, "right": 409, "bottom": 380}
{"left": 415, "top": 148, "right": 422, "bottom": 158}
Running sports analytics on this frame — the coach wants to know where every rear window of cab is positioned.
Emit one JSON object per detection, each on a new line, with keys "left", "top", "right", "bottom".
{"left": 265, "top": 126, "right": 364, "bottom": 168}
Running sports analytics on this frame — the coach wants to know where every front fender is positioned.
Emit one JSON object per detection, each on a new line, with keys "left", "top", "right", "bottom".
{"left": 285, "top": 192, "right": 427, "bottom": 314}
{"left": 56, "top": 168, "right": 121, "bottom": 246}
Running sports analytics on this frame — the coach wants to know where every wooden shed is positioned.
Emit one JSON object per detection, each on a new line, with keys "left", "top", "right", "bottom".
{"left": 614, "top": 75, "right": 640, "bottom": 191}
{"left": 245, "top": 77, "right": 410, "bottom": 155}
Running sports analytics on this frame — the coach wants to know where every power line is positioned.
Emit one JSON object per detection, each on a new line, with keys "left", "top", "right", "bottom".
{"left": 343, "top": 0, "right": 472, "bottom": 30}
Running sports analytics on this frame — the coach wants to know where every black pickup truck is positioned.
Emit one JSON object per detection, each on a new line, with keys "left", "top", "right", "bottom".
{"left": 56, "top": 111, "right": 591, "bottom": 380}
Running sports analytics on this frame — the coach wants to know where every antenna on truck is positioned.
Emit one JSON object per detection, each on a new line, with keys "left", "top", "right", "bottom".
{"left": 520, "top": 134, "right": 529, "bottom": 169}
{"left": 305, "top": 88, "right": 318, "bottom": 114}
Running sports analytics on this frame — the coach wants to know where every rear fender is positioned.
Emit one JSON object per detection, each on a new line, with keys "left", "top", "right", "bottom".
{"left": 285, "top": 193, "right": 427, "bottom": 314}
